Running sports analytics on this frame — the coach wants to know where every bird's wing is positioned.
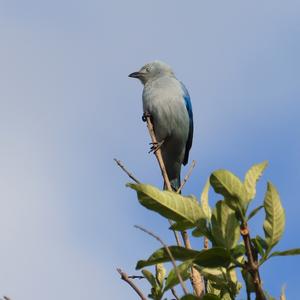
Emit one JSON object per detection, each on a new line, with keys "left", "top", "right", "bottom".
{"left": 180, "top": 83, "right": 193, "bottom": 166}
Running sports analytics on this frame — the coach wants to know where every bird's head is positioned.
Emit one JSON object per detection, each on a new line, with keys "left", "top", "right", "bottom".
{"left": 129, "top": 61, "right": 175, "bottom": 85}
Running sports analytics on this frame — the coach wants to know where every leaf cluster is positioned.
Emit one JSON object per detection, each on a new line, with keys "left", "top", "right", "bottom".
{"left": 127, "top": 161, "right": 300, "bottom": 299}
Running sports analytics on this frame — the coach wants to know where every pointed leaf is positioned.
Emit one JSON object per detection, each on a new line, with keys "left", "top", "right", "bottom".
{"left": 169, "top": 220, "right": 195, "bottom": 231}
{"left": 201, "top": 179, "right": 212, "bottom": 219}
{"left": 193, "top": 247, "right": 232, "bottom": 268}
{"left": 256, "top": 235, "right": 268, "bottom": 250}
{"left": 263, "top": 182, "right": 285, "bottom": 253}
{"left": 211, "top": 201, "right": 240, "bottom": 249}
{"left": 252, "top": 238, "right": 265, "bottom": 257}
{"left": 206, "top": 279, "right": 221, "bottom": 296}
{"left": 210, "top": 170, "right": 246, "bottom": 215}
{"left": 164, "top": 260, "right": 192, "bottom": 292}
{"left": 269, "top": 248, "right": 300, "bottom": 258}
{"left": 137, "top": 247, "right": 231, "bottom": 270}
{"left": 128, "top": 183, "right": 205, "bottom": 223}
{"left": 142, "top": 269, "right": 157, "bottom": 288}
{"left": 230, "top": 244, "right": 245, "bottom": 259}
{"left": 195, "top": 266, "right": 226, "bottom": 285}
{"left": 247, "top": 205, "right": 264, "bottom": 221}
{"left": 191, "top": 221, "right": 212, "bottom": 238}
{"left": 244, "top": 161, "right": 268, "bottom": 203}
{"left": 136, "top": 246, "right": 200, "bottom": 269}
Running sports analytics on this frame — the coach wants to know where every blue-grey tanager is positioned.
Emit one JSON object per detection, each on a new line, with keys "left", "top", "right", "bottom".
{"left": 129, "top": 61, "right": 193, "bottom": 190}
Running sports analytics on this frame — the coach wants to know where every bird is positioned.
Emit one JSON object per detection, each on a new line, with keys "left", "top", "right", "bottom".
{"left": 129, "top": 60, "right": 193, "bottom": 191}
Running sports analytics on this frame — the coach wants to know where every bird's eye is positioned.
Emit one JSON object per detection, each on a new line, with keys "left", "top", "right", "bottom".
{"left": 146, "top": 66, "right": 151, "bottom": 72}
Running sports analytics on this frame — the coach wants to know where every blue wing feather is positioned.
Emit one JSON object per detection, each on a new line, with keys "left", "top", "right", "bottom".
{"left": 180, "top": 83, "right": 193, "bottom": 165}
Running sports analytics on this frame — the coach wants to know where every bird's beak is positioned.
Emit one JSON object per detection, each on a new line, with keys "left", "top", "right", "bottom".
{"left": 128, "top": 71, "right": 141, "bottom": 78}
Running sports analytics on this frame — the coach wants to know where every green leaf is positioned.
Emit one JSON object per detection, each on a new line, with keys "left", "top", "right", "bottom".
{"left": 230, "top": 244, "right": 245, "bottom": 259}
{"left": 269, "top": 248, "right": 300, "bottom": 258}
{"left": 155, "top": 263, "right": 166, "bottom": 287}
{"left": 201, "top": 179, "right": 212, "bottom": 220}
{"left": 247, "top": 205, "right": 264, "bottom": 221}
{"left": 142, "top": 269, "right": 157, "bottom": 288}
{"left": 256, "top": 235, "right": 268, "bottom": 250}
{"left": 210, "top": 170, "right": 246, "bottom": 216}
{"left": 198, "top": 265, "right": 241, "bottom": 298}
{"left": 136, "top": 246, "right": 200, "bottom": 269}
{"left": 169, "top": 220, "right": 196, "bottom": 231}
{"left": 137, "top": 247, "right": 231, "bottom": 270}
{"left": 263, "top": 182, "right": 285, "bottom": 253}
{"left": 244, "top": 161, "right": 268, "bottom": 203}
{"left": 196, "top": 266, "right": 226, "bottom": 286}
{"left": 252, "top": 238, "right": 265, "bottom": 257}
{"left": 193, "top": 247, "right": 232, "bottom": 268}
{"left": 164, "top": 260, "right": 192, "bottom": 292}
{"left": 206, "top": 279, "right": 221, "bottom": 296}
{"left": 211, "top": 201, "right": 240, "bottom": 249}
{"left": 128, "top": 183, "right": 205, "bottom": 223}
{"left": 192, "top": 222, "right": 212, "bottom": 239}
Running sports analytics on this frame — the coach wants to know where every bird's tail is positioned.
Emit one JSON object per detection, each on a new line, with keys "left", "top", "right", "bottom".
{"left": 169, "top": 176, "right": 181, "bottom": 193}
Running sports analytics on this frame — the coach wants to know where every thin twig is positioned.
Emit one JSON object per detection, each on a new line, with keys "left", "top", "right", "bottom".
{"left": 144, "top": 115, "right": 204, "bottom": 297}
{"left": 181, "top": 231, "right": 205, "bottom": 297}
{"left": 145, "top": 115, "right": 172, "bottom": 191}
{"left": 168, "top": 219, "right": 182, "bottom": 247}
{"left": 134, "top": 225, "right": 189, "bottom": 296}
{"left": 114, "top": 157, "right": 182, "bottom": 246}
{"left": 240, "top": 224, "right": 266, "bottom": 300}
{"left": 117, "top": 268, "right": 147, "bottom": 300}
{"left": 177, "top": 160, "right": 196, "bottom": 194}
{"left": 144, "top": 116, "right": 182, "bottom": 246}
{"left": 171, "top": 287, "right": 180, "bottom": 300}
{"left": 114, "top": 158, "right": 141, "bottom": 184}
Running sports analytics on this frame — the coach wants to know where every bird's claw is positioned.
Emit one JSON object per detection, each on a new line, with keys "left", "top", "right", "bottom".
{"left": 148, "top": 140, "right": 164, "bottom": 154}
{"left": 142, "top": 112, "right": 151, "bottom": 122}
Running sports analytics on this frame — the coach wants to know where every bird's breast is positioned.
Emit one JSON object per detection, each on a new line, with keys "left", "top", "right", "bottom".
{"left": 142, "top": 77, "right": 189, "bottom": 144}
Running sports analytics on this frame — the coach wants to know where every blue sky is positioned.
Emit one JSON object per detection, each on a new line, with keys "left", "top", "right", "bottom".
{"left": 0, "top": 1, "right": 299, "bottom": 299}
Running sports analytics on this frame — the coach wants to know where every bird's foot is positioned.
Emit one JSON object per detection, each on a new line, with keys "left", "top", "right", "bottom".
{"left": 148, "top": 140, "right": 165, "bottom": 154}
{"left": 142, "top": 112, "right": 151, "bottom": 122}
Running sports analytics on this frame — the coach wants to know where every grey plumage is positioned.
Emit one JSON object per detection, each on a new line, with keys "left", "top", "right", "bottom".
{"left": 129, "top": 61, "right": 193, "bottom": 190}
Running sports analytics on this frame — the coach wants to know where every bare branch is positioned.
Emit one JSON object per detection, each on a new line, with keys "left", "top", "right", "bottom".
{"left": 114, "top": 158, "right": 141, "bottom": 184}
{"left": 168, "top": 219, "right": 182, "bottom": 247}
{"left": 177, "top": 160, "right": 196, "bottom": 194}
{"left": 240, "top": 224, "right": 266, "bottom": 300}
{"left": 145, "top": 115, "right": 172, "bottom": 191}
{"left": 114, "top": 157, "right": 182, "bottom": 246}
{"left": 134, "top": 224, "right": 189, "bottom": 296}
{"left": 117, "top": 268, "right": 147, "bottom": 300}
{"left": 144, "top": 115, "right": 204, "bottom": 297}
